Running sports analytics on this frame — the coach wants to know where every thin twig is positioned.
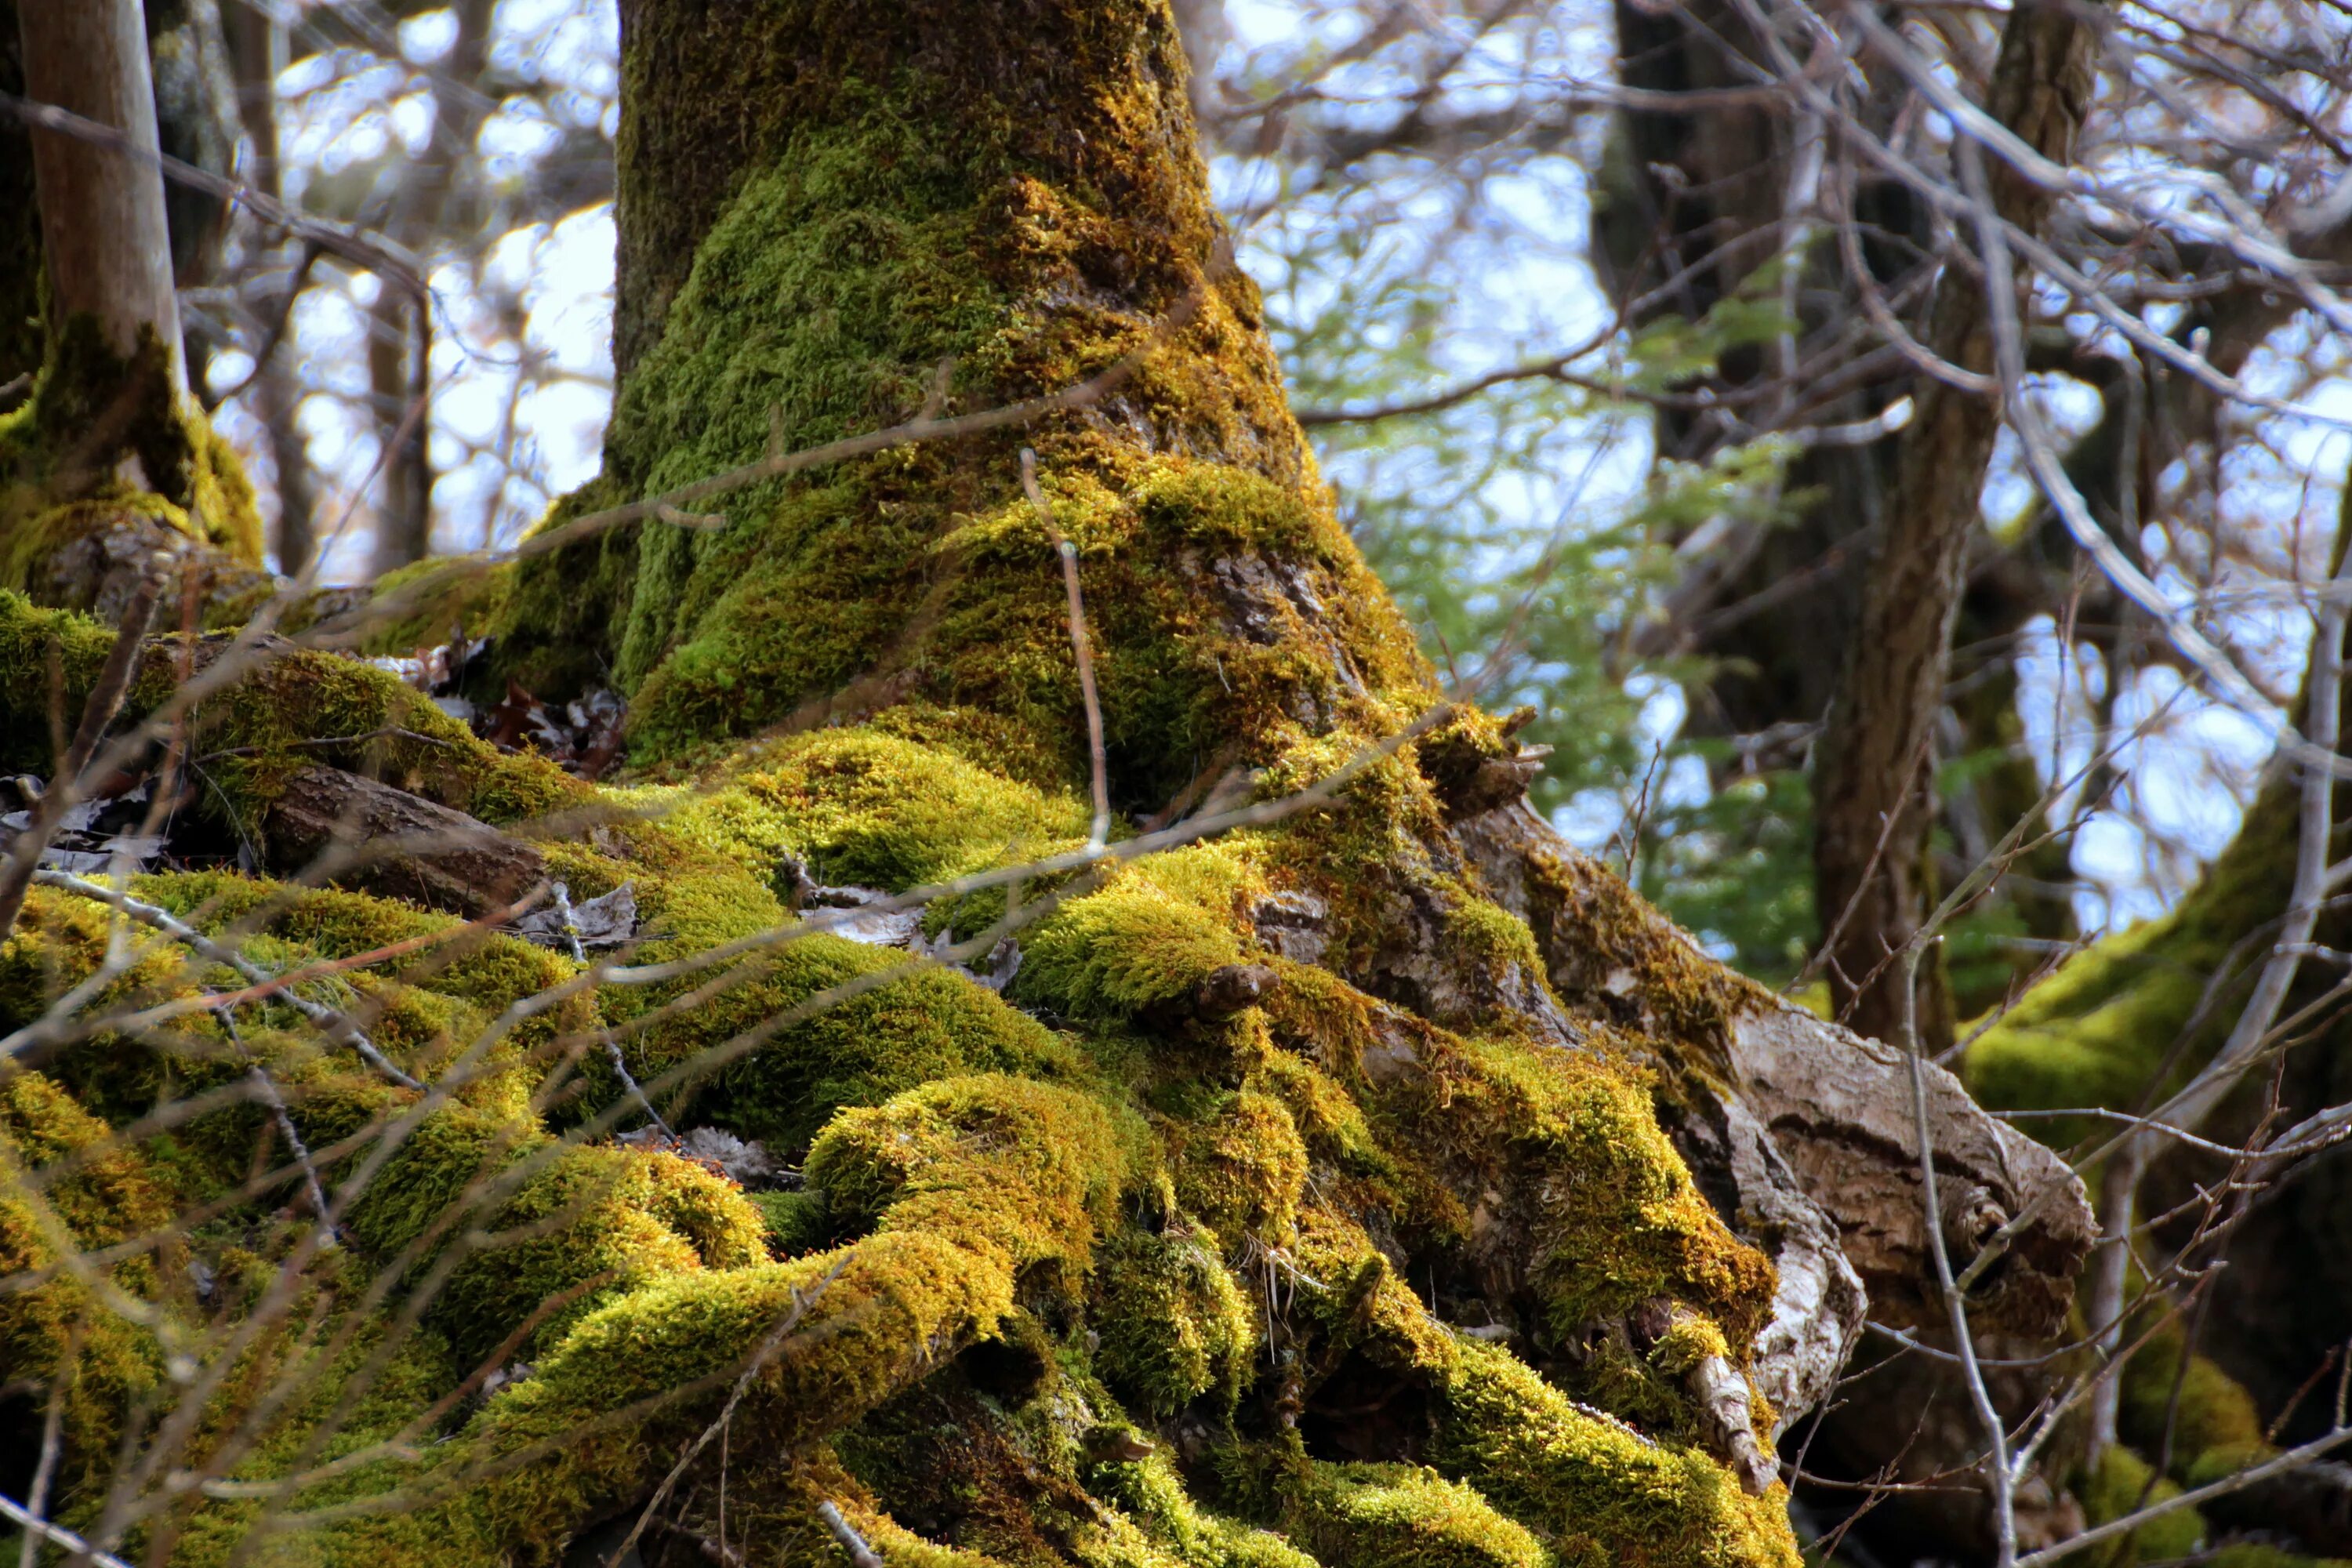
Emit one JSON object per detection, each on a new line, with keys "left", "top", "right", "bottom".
{"left": 214, "top": 1006, "right": 337, "bottom": 1240}
{"left": 817, "top": 1501, "right": 885, "bottom": 1568}
{"left": 603, "top": 1263, "right": 845, "bottom": 1568}
{"left": 16, "top": 1369, "right": 65, "bottom": 1568}
{"left": 23, "top": 869, "right": 422, "bottom": 1090}
{"left": 2012, "top": 1423, "right": 2352, "bottom": 1568}
{"left": 0, "top": 1491, "right": 140, "bottom": 1568}
{"left": 0, "top": 91, "right": 426, "bottom": 297}
{"left": 1021, "top": 448, "right": 1112, "bottom": 852}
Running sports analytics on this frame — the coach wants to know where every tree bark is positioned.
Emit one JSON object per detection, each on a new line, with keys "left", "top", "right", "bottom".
{"left": 15, "top": 0, "right": 186, "bottom": 391}
{"left": 222, "top": 0, "right": 319, "bottom": 576}
{"left": 1810, "top": 0, "right": 2102, "bottom": 1051}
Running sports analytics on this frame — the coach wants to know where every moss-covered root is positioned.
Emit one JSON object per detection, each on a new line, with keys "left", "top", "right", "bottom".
{"left": 1279, "top": 1461, "right": 1547, "bottom": 1568}
{"left": 1, "top": 319, "right": 266, "bottom": 605}
{"left": 293, "top": 1076, "right": 1130, "bottom": 1565}
{"left": 1286, "top": 1214, "right": 1798, "bottom": 1568}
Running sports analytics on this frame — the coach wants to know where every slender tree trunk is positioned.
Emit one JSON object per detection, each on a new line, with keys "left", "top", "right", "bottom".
{"left": 1810, "top": 0, "right": 2100, "bottom": 1051}
{"left": 365, "top": 0, "right": 496, "bottom": 576}
{"left": 222, "top": 0, "right": 318, "bottom": 576}
{"left": 0, "top": 0, "right": 41, "bottom": 390}
{"left": 16, "top": 0, "right": 186, "bottom": 391}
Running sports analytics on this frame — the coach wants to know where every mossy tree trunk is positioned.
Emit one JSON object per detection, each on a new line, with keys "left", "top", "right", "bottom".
{"left": 0, "top": 5, "right": 2092, "bottom": 1565}
{"left": 1968, "top": 578, "right": 2352, "bottom": 1456}
{"left": 0, "top": 0, "right": 263, "bottom": 612}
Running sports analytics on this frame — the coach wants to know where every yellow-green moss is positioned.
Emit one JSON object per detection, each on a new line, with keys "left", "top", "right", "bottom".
{"left": 1170, "top": 1087, "right": 1308, "bottom": 1250}
{"left": 2117, "top": 1326, "right": 2272, "bottom": 1488}
{"left": 354, "top": 554, "right": 518, "bottom": 657}
{"left": 807, "top": 1073, "right": 1131, "bottom": 1276}
{"left": 1094, "top": 1225, "right": 1258, "bottom": 1415}
{"left": 1274, "top": 1211, "right": 1795, "bottom": 1568}
{"left": 1095, "top": 1451, "right": 1323, "bottom": 1568}
{"left": 2074, "top": 1446, "right": 2205, "bottom": 1565}
{"left": 666, "top": 726, "right": 1090, "bottom": 892}
{"left": 1287, "top": 1462, "right": 1546, "bottom": 1568}
{"left": 0, "top": 588, "right": 586, "bottom": 830}
{"left": 1014, "top": 843, "right": 1264, "bottom": 1020}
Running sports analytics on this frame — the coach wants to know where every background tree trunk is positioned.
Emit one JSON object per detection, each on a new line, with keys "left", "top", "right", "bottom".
{"left": 221, "top": 0, "right": 319, "bottom": 576}
{"left": 16, "top": 0, "right": 186, "bottom": 392}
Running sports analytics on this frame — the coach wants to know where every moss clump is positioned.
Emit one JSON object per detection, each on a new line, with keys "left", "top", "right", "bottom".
{"left": 1169, "top": 1087, "right": 1308, "bottom": 1250}
{"left": 619, "top": 923, "right": 1083, "bottom": 1156}
{"left": 1282, "top": 1210, "right": 1795, "bottom": 1568}
{"left": 1093, "top": 1225, "right": 1258, "bottom": 1415}
{"left": 1443, "top": 897, "right": 1545, "bottom": 987}
{"left": 806, "top": 1073, "right": 1130, "bottom": 1278}
{"left": 354, "top": 554, "right": 517, "bottom": 657}
{"left": 1507, "top": 843, "right": 1769, "bottom": 1081}
{"left": 2074, "top": 1446, "right": 2205, "bottom": 1565}
{"left": 2115, "top": 1326, "right": 2272, "bottom": 1488}
{"left": 666, "top": 726, "right": 1089, "bottom": 892}
{"left": 1287, "top": 1462, "right": 1546, "bottom": 1568}
{"left": 1014, "top": 844, "right": 1263, "bottom": 1020}
{"left": 0, "top": 1072, "right": 181, "bottom": 1513}
{"left": 1094, "top": 1450, "right": 1321, "bottom": 1568}
{"left": 342, "top": 1104, "right": 771, "bottom": 1364}
{"left": 0, "top": 589, "right": 586, "bottom": 830}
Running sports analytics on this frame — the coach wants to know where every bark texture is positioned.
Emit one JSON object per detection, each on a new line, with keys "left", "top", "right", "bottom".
{"left": 0, "top": 4, "right": 2090, "bottom": 1566}
{"left": 1810, "top": 0, "right": 2102, "bottom": 1050}
{"left": 16, "top": 0, "right": 186, "bottom": 389}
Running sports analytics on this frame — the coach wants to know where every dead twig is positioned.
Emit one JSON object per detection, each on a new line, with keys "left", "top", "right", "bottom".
{"left": 817, "top": 1501, "right": 884, "bottom": 1568}
{"left": 21, "top": 869, "right": 423, "bottom": 1090}
{"left": 1021, "top": 448, "right": 1112, "bottom": 852}
{"left": 603, "top": 1262, "right": 847, "bottom": 1568}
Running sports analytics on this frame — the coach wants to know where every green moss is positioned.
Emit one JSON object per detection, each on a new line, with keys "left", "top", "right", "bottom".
{"left": 2117, "top": 1326, "right": 2272, "bottom": 1488}
{"left": 750, "top": 1187, "right": 833, "bottom": 1254}
{"left": 2074, "top": 1446, "right": 2205, "bottom": 1565}
{"left": 354, "top": 554, "right": 518, "bottom": 657}
{"left": 485, "top": 0, "right": 1433, "bottom": 781}
{"left": 1506, "top": 843, "right": 1768, "bottom": 1083}
{"left": 0, "top": 318, "right": 263, "bottom": 580}
{"left": 0, "top": 1072, "right": 181, "bottom": 1512}
{"left": 1965, "top": 755, "right": 2303, "bottom": 1138}
{"left": 619, "top": 924, "right": 1082, "bottom": 1156}
{"left": 667, "top": 726, "right": 1089, "bottom": 892}
{"left": 1169, "top": 1087, "right": 1307, "bottom": 1250}
{"left": 1443, "top": 898, "right": 1544, "bottom": 985}
{"left": 1272, "top": 1211, "right": 1791, "bottom": 1568}
{"left": 1095, "top": 1451, "right": 1323, "bottom": 1568}
{"left": 1093, "top": 1225, "right": 1258, "bottom": 1415}
{"left": 0, "top": 5, "right": 1812, "bottom": 1561}
{"left": 1287, "top": 1462, "right": 1546, "bottom": 1568}
{"left": 806, "top": 1072, "right": 1130, "bottom": 1278}
{"left": 340, "top": 1105, "right": 728, "bottom": 1363}
{"left": 0, "top": 589, "right": 586, "bottom": 829}
{"left": 1014, "top": 844, "right": 1261, "bottom": 1020}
